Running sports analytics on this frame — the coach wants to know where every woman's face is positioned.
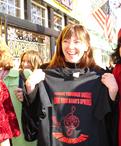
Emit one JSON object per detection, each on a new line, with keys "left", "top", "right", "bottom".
{"left": 21, "top": 54, "right": 33, "bottom": 70}
{"left": 62, "top": 33, "right": 88, "bottom": 63}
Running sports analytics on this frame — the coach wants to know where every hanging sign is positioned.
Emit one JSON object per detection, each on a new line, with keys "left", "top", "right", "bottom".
{"left": 53, "top": 0, "right": 73, "bottom": 10}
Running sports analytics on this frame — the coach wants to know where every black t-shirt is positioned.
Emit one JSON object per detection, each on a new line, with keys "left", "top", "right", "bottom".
{"left": 29, "top": 67, "right": 111, "bottom": 146}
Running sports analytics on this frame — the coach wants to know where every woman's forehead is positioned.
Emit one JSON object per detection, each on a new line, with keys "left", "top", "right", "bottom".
{"left": 63, "top": 31, "right": 85, "bottom": 41}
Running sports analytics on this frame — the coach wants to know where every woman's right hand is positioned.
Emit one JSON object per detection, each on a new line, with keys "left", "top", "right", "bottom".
{"left": 26, "top": 69, "right": 45, "bottom": 94}
{"left": 101, "top": 73, "right": 118, "bottom": 101}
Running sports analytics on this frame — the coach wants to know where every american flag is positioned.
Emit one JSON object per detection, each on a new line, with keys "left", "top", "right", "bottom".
{"left": 92, "top": 1, "right": 114, "bottom": 42}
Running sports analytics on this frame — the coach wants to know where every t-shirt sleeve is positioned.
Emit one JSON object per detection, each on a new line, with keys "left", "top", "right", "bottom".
{"left": 38, "top": 81, "right": 52, "bottom": 107}
{"left": 27, "top": 81, "right": 51, "bottom": 119}
{"left": 93, "top": 82, "right": 111, "bottom": 120}
{"left": 27, "top": 83, "right": 39, "bottom": 103}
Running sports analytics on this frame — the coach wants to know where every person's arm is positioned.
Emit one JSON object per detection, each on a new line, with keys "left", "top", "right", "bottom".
{"left": 26, "top": 69, "right": 45, "bottom": 94}
{"left": 15, "top": 69, "right": 43, "bottom": 102}
{"left": 101, "top": 73, "right": 118, "bottom": 101}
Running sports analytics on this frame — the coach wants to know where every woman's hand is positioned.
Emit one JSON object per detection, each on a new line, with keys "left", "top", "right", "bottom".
{"left": 26, "top": 69, "right": 45, "bottom": 94}
{"left": 101, "top": 73, "right": 118, "bottom": 101}
{"left": 0, "top": 139, "right": 10, "bottom": 146}
{"left": 14, "top": 88, "right": 24, "bottom": 102}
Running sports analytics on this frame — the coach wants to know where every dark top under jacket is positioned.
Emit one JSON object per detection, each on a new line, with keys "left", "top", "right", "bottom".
{"left": 28, "top": 67, "right": 116, "bottom": 146}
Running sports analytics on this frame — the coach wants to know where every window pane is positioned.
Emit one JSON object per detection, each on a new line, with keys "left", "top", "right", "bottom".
{"left": 8, "top": 0, "right": 14, "bottom": 5}
{"left": 0, "top": 0, "right": 7, "bottom": 2}
{"left": 54, "top": 13, "right": 63, "bottom": 31}
{"left": 31, "top": 2, "right": 46, "bottom": 26}
{"left": 0, "top": 2, "right": 7, "bottom": 13}
{"left": 7, "top": 27, "right": 51, "bottom": 63}
{"left": 15, "top": 0, "right": 20, "bottom": 7}
{"left": 16, "top": 8, "right": 20, "bottom": 17}
{"left": 0, "top": 0, "right": 21, "bottom": 18}
{"left": 8, "top": 5, "right": 15, "bottom": 16}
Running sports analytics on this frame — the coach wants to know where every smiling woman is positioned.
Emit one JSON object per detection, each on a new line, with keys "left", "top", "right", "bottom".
{"left": 48, "top": 24, "right": 94, "bottom": 68}
{"left": 25, "top": 24, "right": 118, "bottom": 146}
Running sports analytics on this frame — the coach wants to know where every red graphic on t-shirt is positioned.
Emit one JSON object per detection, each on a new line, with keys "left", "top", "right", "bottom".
{"left": 54, "top": 92, "right": 92, "bottom": 106}
{"left": 52, "top": 132, "right": 89, "bottom": 144}
{"left": 64, "top": 106, "right": 80, "bottom": 136}
{"left": 52, "top": 92, "right": 90, "bottom": 144}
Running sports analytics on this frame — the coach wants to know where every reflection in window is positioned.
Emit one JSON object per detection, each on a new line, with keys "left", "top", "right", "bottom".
{"left": 54, "top": 12, "right": 64, "bottom": 31}
{"left": 7, "top": 27, "right": 51, "bottom": 63}
{"left": 0, "top": 0, "right": 21, "bottom": 18}
{"left": 0, "top": 2, "right": 7, "bottom": 13}
{"left": 8, "top": 0, "right": 14, "bottom": 5}
{"left": 8, "top": 5, "right": 15, "bottom": 16}
{"left": 31, "top": 1, "right": 47, "bottom": 27}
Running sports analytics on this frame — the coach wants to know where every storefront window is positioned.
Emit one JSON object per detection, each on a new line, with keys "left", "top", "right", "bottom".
{"left": 7, "top": 27, "right": 51, "bottom": 66}
{"left": 0, "top": 0, "right": 21, "bottom": 18}
{"left": 53, "top": 12, "right": 64, "bottom": 31}
{"left": 31, "top": 1, "right": 48, "bottom": 27}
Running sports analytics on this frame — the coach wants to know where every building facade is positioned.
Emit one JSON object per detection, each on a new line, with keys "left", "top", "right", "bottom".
{"left": 0, "top": 0, "right": 79, "bottom": 66}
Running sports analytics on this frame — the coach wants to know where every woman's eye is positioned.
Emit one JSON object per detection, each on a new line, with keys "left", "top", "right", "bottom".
{"left": 74, "top": 40, "right": 81, "bottom": 44}
{"left": 63, "top": 40, "right": 69, "bottom": 43}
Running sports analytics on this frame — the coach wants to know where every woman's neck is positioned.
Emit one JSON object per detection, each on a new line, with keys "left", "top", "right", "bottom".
{"left": 65, "top": 61, "right": 80, "bottom": 68}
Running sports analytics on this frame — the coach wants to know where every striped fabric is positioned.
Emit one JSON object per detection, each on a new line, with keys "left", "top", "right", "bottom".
{"left": 92, "top": 0, "right": 114, "bottom": 42}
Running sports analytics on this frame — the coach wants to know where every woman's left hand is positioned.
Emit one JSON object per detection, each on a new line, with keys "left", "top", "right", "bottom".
{"left": 14, "top": 87, "right": 24, "bottom": 102}
{"left": 101, "top": 73, "right": 118, "bottom": 101}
